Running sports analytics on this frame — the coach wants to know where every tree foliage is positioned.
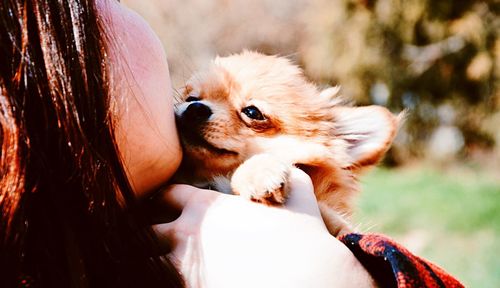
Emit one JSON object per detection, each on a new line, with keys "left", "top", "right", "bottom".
{"left": 301, "top": 0, "right": 499, "bottom": 161}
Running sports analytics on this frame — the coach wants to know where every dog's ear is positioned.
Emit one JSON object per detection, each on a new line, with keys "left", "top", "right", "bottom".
{"left": 318, "top": 86, "right": 349, "bottom": 106}
{"left": 332, "top": 106, "right": 402, "bottom": 168}
{"left": 319, "top": 86, "right": 341, "bottom": 100}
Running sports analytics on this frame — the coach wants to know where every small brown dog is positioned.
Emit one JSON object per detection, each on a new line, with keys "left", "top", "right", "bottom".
{"left": 174, "top": 51, "right": 400, "bottom": 235}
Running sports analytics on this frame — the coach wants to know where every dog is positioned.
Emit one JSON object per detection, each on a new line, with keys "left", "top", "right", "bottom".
{"left": 174, "top": 51, "right": 401, "bottom": 236}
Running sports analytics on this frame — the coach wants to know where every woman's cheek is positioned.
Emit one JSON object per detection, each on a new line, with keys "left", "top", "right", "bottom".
{"left": 103, "top": 0, "right": 182, "bottom": 195}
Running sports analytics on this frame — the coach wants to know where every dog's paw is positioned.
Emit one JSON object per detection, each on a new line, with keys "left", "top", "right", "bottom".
{"left": 231, "top": 154, "right": 291, "bottom": 205}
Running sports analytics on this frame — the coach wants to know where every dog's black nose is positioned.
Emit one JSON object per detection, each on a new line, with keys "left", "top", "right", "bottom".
{"left": 181, "top": 102, "right": 212, "bottom": 126}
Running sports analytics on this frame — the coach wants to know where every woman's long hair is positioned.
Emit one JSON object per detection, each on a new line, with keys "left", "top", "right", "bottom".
{"left": 0, "top": 0, "right": 184, "bottom": 287}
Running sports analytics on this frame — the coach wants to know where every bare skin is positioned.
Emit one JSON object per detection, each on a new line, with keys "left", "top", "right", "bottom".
{"left": 99, "top": 0, "right": 376, "bottom": 287}
{"left": 155, "top": 169, "right": 376, "bottom": 288}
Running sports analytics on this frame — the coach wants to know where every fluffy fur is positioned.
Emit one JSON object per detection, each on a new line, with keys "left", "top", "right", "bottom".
{"left": 174, "top": 51, "right": 401, "bottom": 235}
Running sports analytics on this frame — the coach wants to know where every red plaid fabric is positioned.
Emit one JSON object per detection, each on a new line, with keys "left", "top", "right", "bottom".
{"left": 340, "top": 233, "right": 464, "bottom": 288}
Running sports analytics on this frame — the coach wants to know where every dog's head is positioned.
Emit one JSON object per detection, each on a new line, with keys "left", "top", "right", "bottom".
{"left": 175, "top": 51, "right": 400, "bottom": 180}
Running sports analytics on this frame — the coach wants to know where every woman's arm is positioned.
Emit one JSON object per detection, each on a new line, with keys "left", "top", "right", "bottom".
{"left": 154, "top": 168, "right": 376, "bottom": 288}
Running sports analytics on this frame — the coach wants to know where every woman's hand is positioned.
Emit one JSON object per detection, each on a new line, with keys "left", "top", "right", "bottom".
{"left": 154, "top": 169, "right": 375, "bottom": 288}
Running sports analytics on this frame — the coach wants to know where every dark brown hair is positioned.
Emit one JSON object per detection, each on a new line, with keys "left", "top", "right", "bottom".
{"left": 0, "top": 0, "right": 183, "bottom": 287}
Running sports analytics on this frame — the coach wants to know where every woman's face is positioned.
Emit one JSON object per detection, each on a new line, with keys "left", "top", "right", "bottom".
{"left": 98, "top": 0, "right": 182, "bottom": 197}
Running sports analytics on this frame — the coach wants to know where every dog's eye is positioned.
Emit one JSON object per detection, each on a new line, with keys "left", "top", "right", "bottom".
{"left": 186, "top": 96, "right": 199, "bottom": 102}
{"left": 242, "top": 106, "right": 265, "bottom": 120}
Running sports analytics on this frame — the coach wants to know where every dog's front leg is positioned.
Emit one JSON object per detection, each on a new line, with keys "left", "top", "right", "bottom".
{"left": 231, "top": 153, "right": 292, "bottom": 205}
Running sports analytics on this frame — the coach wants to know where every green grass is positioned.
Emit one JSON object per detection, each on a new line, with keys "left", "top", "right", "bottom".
{"left": 353, "top": 165, "right": 500, "bottom": 288}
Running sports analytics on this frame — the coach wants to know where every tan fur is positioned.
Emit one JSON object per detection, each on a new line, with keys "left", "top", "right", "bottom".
{"left": 174, "top": 51, "right": 400, "bottom": 236}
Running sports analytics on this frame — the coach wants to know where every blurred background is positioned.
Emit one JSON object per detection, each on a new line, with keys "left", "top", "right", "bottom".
{"left": 123, "top": 0, "right": 499, "bottom": 286}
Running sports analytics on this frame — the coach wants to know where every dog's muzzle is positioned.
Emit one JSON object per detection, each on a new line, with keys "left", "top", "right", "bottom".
{"left": 179, "top": 102, "right": 212, "bottom": 127}
{"left": 176, "top": 102, "right": 237, "bottom": 155}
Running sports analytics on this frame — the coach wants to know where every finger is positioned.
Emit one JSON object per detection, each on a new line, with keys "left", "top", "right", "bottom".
{"left": 152, "top": 221, "right": 177, "bottom": 244}
{"left": 158, "top": 184, "right": 201, "bottom": 211}
{"left": 151, "top": 220, "right": 187, "bottom": 258}
{"left": 152, "top": 206, "right": 199, "bottom": 249}
{"left": 154, "top": 184, "right": 221, "bottom": 236}
{"left": 152, "top": 199, "right": 206, "bottom": 254}
{"left": 285, "top": 168, "right": 322, "bottom": 218}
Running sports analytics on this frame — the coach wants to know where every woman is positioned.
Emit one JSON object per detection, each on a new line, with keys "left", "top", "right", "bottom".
{"left": 0, "top": 0, "right": 462, "bottom": 287}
